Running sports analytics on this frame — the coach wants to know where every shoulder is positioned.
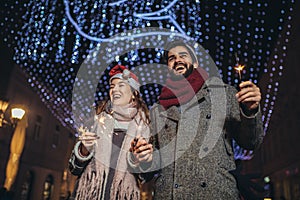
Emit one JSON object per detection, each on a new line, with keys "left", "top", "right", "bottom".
{"left": 150, "top": 103, "right": 160, "bottom": 110}
{"left": 95, "top": 99, "right": 111, "bottom": 115}
{"left": 150, "top": 103, "right": 166, "bottom": 115}
{"left": 204, "top": 76, "right": 237, "bottom": 94}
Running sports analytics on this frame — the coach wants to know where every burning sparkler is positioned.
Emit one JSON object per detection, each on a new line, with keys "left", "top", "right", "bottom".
{"left": 234, "top": 53, "right": 245, "bottom": 84}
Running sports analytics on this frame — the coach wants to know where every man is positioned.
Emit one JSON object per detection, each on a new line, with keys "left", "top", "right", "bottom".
{"left": 131, "top": 40, "right": 264, "bottom": 199}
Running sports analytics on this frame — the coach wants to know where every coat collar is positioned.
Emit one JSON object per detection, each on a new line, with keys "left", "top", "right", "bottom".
{"left": 185, "top": 76, "right": 226, "bottom": 110}
{"left": 157, "top": 76, "right": 226, "bottom": 121}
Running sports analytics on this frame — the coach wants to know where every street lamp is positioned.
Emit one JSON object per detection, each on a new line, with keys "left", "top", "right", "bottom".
{"left": 10, "top": 108, "right": 26, "bottom": 126}
{"left": 0, "top": 99, "right": 25, "bottom": 128}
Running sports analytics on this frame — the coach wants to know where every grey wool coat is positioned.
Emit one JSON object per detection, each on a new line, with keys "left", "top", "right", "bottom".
{"left": 151, "top": 77, "right": 264, "bottom": 200}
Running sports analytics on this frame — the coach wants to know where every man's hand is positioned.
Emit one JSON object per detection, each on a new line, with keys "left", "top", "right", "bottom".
{"left": 236, "top": 81, "right": 261, "bottom": 111}
{"left": 129, "top": 136, "right": 153, "bottom": 164}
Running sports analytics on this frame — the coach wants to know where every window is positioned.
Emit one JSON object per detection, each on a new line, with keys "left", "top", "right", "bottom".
{"left": 42, "top": 175, "right": 54, "bottom": 200}
{"left": 33, "top": 115, "right": 42, "bottom": 141}
{"left": 52, "top": 125, "right": 60, "bottom": 148}
{"left": 20, "top": 171, "right": 34, "bottom": 200}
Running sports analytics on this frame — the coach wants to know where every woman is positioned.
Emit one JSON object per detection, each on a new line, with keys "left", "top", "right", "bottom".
{"left": 69, "top": 65, "right": 153, "bottom": 200}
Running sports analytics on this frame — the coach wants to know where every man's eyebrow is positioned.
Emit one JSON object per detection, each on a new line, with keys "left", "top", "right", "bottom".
{"left": 178, "top": 51, "right": 188, "bottom": 55}
{"left": 168, "top": 51, "right": 188, "bottom": 57}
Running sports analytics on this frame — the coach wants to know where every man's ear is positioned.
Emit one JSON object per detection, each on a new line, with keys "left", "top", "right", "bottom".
{"left": 193, "top": 62, "right": 199, "bottom": 68}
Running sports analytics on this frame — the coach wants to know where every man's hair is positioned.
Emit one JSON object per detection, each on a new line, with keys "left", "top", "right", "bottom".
{"left": 162, "top": 40, "right": 198, "bottom": 64}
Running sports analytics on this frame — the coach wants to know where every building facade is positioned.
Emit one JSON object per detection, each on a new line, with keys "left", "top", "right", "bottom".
{"left": 0, "top": 64, "right": 77, "bottom": 200}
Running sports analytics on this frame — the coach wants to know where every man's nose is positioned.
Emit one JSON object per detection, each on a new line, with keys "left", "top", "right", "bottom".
{"left": 175, "top": 56, "right": 183, "bottom": 63}
{"left": 174, "top": 59, "right": 184, "bottom": 66}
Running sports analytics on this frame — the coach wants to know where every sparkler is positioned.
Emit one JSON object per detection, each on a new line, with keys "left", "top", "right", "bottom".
{"left": 234, "top": 53, "right": 245, "bottom": 84}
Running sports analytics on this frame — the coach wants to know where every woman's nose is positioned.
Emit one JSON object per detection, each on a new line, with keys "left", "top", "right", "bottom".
{"left": 111, "top": 85, "right": 119, "bottom": 92}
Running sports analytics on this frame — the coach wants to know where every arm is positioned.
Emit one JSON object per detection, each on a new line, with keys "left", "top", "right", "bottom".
{"left": 127, "top": 108, "right": 161, "bottom": 182}
{"left": 229, "top": 81, "right": 264, "bottom": 150}
{"left": 128, "top": 136, "right": 153, "bottom": 169}
{"left": 68, "top": 131, "right": 97, "bottom": 176}
{"left": 127, "top": 135, "right": 159, "bottom": 183}
{"left": 68, "top": 141, "right": 94, "bottom": 176}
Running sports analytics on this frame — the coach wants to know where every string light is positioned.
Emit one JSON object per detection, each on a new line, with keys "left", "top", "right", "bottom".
{"left": 0, "top": 0, "right": 295, "bottom": 159}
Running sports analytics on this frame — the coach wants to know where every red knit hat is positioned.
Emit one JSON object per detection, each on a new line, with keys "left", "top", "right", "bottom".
{"left": 109, "top": 65, "right": 140, "bottom": 92}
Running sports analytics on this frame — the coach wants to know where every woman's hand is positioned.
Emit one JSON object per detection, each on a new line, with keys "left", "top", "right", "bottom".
{"left": 129, "top": 136, "right": 153, "bottom": 164}
{"left": 79, "top": 132, "right": 99, "bottom": 156}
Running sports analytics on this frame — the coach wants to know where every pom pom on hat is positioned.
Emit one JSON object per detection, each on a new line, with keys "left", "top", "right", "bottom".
{"left": 109, "top": 65, "right": 140, "bottom": 92}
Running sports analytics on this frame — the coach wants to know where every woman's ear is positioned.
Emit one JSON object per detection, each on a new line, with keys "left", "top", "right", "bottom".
{"left": 131, "top": 90, "right": 139, "bottom": 102}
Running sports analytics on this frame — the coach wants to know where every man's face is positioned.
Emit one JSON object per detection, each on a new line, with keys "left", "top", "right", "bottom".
{"left": 167, "top": 46, "right": 197, "bottom": 79}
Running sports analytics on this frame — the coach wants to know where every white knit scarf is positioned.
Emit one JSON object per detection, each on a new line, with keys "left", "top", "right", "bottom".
{"left": 74, "top": 103, "right": 150, "bottom": 200}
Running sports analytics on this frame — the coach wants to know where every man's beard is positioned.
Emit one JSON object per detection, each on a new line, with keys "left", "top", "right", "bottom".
{"left": 168, "top": 63, "right": 194, "bottom": 81}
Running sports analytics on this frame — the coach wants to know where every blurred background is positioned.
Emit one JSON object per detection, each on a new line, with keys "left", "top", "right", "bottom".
{"left": 0, "top": 0, "right": 299, "bottom": 199}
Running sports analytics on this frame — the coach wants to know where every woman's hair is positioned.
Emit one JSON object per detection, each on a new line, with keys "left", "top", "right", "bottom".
{"left": 95, "top": 89, "right": 150, "bottom": 125}
{"left": 132, "top": 90, "right": 150, "bottom": 125}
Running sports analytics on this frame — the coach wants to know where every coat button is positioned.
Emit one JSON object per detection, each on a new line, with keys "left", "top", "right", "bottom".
{"left": 164, "top": 124, "right": 168, "bottom": 129}
{"left": 206, "top": 114, "right": 211, "bottom": 119}
{"left": 174, "top": 183, "right": 179, "bottom": 188}
{"left": 200, "top": 182, "right": 207, "bottom": 188}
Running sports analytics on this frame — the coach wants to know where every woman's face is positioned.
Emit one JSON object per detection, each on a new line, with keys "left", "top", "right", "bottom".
{"left": 109, "top": 78, "right": 133, "bottom": 106}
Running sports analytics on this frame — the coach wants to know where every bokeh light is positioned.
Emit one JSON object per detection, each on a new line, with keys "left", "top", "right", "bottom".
{"left": 0, "top": 0, "right": 295, "bottom": 159}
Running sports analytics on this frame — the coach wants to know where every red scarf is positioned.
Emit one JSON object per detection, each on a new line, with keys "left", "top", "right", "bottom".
{"left": 159, "top": 68, "right": 208, "bottom": 110}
